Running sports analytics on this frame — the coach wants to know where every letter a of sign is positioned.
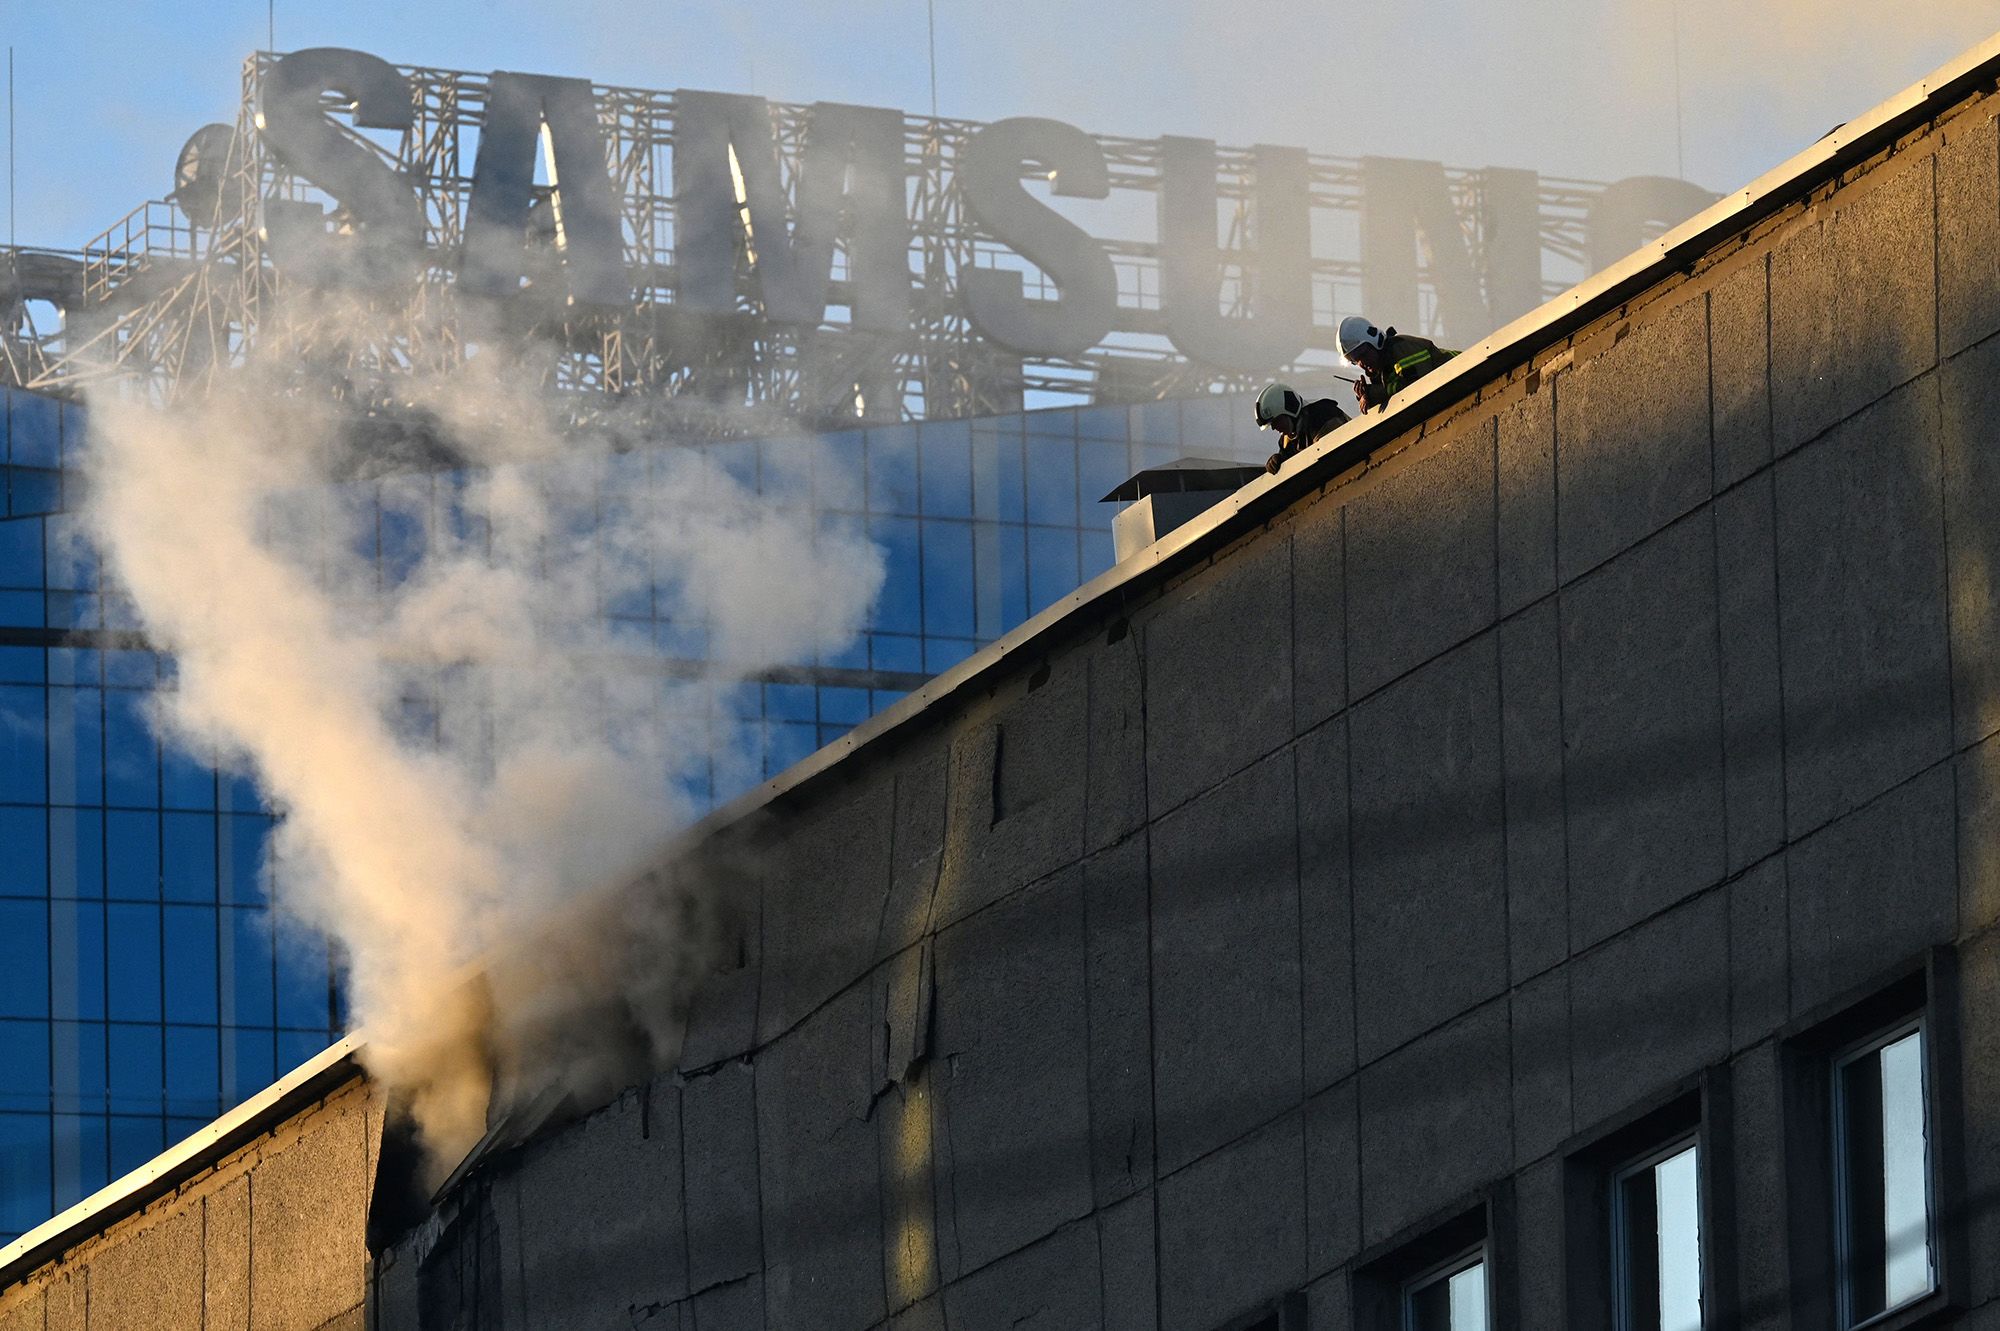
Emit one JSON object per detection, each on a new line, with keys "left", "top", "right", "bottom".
{"left": 462, "top": 72, "right": 630, "bottom": 308}
{"left": 1157, "top": 138, "right": 1311, "bottom": 372}
{"left": 673, "top": 91, "right": 911, "bottom": 333}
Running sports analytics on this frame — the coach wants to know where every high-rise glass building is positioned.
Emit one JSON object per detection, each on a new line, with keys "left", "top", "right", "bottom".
{"left": 0, "top": 381, "right": 1275, "bottom": 1241}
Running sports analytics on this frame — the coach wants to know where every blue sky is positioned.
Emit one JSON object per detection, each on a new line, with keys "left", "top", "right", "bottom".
{"left": 2, "top": 1, "right": 1994, "bottom": 252}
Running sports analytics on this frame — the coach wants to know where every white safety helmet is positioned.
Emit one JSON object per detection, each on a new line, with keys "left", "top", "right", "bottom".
{"left": 1253, "top": 382, "right": 1304, "bottom": 429}
{"left": 1338, "top": 316, "right": 1387, "bottom": 361}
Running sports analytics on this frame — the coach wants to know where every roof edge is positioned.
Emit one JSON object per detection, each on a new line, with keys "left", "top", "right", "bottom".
{"left": 0, "top": 1036, "right": 364, "bottom": 1293}
{"left": 691, "top": 28, "right": 2000, "bottom": 839}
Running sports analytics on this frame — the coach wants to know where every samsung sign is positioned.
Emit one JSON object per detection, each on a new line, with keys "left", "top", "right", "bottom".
{"left": 249, "top": 48, "right": 1715, "bottom": 374}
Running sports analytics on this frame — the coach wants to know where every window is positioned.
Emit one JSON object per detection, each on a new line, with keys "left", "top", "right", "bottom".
{"left": 1834, "top": 1021, "right": 1934, "bottom": 1326}
{"left": 1613, "top": 1137, "right": 1703, "bottom": 1331}
{"left": 1403, "top": 1249, "right": 1489, "bottom": 1331}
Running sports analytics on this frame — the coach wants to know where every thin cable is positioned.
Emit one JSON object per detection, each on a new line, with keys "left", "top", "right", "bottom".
{"left": 1671, "top": 0, "right": 1686, "bottom": 179}
{"left": 268, "top": 0, "right": 276, "bottom": 53}
{"left": 7, "top": 48, "right": 14, "bottom": 250}
{"left": 926, "top": 0, "right": 938, "bottom": 118}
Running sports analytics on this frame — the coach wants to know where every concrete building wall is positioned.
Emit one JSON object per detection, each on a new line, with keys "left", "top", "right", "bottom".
{"left": 0, "top": 1069, "right": 381, "bottom": 1331}
{"left": 372, "top": 75, "right": 2000, "bottom": 1331}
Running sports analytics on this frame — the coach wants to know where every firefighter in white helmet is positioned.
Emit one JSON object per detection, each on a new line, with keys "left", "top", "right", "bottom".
{"left": 1253, "top": 382, "right": 1349, "bottom": 475}
{"left": 1339, "top": 315, "right": 1457, "bottom": 412}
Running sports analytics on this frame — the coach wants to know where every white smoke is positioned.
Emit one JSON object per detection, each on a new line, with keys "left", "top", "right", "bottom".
{"left": 80, "top": 315, "right": 882, "bottom": 1172}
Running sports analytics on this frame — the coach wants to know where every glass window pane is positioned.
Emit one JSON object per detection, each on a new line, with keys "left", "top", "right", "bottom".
{"left": 106, "top": 811, "right": 160, "bottom": 901}
{"left": 162, "top": 813, "right": 217, "bottom": 903}
{"left": 49, "top": 807, "right": 104, "bottom": 901}
{"left": 106, "top": 1024, "right": 163, "bottom": 1112}
{"left": 0, "top": 901, "right": 48, "bottom": 1018}
{"left": 1024, "top": 435, "right": 1078, "bottom": 526}
{"left": 919, "top": 421, "right": 973, "bottom": 518}
{"left": 0, "top": 1111, "right": 53, "bottom": 1237}
{"left": 0, "top": 684, "right": 46, "bottom": 804}
{"left": 105, "top": 905, "right": 162, "bottom": 1022}
{"left": 164, "top": 1026, "right": 220, "bottom": 1119}
{"left": 921, "top": 520, "right": 976, "bottom": 638}
{"left": 103, "top": 690, "right": 158, "bottom": 807}
{"left": 1839, "top": 1025, "right": 1935, "bottom": 1324}
{"left": 108, "top": 1114, "right": 164, "bottom": 1179}
{"left": 274, "top": 934, "right": 330, "bottom": 1032}
{"left": 1407, "top": 1257, "right": 1487, "bottom": 1331}
{"left": 0, "top": 1019, "right": 51, "bottom": 1112}
{"left": 0, "top": 518, "right": 43, "bottom": 589}
{"left": 1656, "top": 1146, "right": 1703, "bottom": 1331}
{"left": 0, "top": 806, "right": 46, "bottom": 897}
{"left": 163, "top": 906, "right": 219, "bottom": 1025}
{"left": 47, "top": 685, "right": 104, "bottom": 807}
{"left": 49, "top": 898, "right": 106, "bottom": 1023}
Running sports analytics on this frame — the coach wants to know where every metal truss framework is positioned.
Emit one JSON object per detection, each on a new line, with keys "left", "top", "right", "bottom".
{"left": 0, "top": 54, "right": 1621, "bottom": 431}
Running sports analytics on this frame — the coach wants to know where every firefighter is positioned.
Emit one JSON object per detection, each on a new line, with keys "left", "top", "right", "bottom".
{"left": 1339, "top": 315, "right": 1457, "bottom": 412}
{"left": 1253, "top": 382, "right": 1349, "bottom": 475}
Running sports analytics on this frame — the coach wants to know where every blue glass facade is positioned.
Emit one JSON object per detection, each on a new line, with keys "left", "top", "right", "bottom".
{"left": 0, "top": 383, "right": 1272, "bottom": 1241}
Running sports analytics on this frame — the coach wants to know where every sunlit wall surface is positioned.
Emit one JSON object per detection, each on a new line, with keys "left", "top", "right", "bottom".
{"left": 0, "top": 383, "right": 1273, "bottom": 1242}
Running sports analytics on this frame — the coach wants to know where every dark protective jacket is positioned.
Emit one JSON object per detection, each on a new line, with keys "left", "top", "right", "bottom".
{"left": 1356, "top": 330, "right": 1458, "bottom": 411}
{"left": 1264, "top": 396, "right": 1350, "bottom": 474}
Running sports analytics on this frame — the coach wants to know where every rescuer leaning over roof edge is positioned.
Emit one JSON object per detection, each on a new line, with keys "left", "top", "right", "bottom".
{"left": 1253, "top": 382, "right": 1349, "bottom": 475}
{"left": 1339, "top": 314, "right": 1458, "bottom": 413}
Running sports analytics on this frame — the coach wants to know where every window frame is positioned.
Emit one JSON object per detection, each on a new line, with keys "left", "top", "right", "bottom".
{"left": 1399, "top": 1243, "right": 1491, "bottom": 1331}
{"left": 1778, "top": 952, "right": 1966, "bottom": 1331}
{"left": 1609, "top": 1131, "right": 1706, "bottom": 1331}
{"left": 1351, "top": 1197, "right": 1509, "bottom": 1331}
{"left": 1830, "top": 1015, "right": 1936, "bottom": 1329}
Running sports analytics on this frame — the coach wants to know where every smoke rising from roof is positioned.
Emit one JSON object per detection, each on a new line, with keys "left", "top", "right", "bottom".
{"left": 78, "top": 295, "right": 883, "bottom": 1173}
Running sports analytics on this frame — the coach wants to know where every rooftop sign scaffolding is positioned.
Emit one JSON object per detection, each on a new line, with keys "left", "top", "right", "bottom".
{"left": 0, "top": 49, "right": 1711, "bottom": 429}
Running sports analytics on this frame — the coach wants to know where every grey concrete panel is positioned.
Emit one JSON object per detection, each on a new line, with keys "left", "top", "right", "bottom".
{"left": 1086, "top": 633, "right": 1149, "bottom": 854}
{"left": 1305, "top": 1270, "right": 1352, "bottom": 1331}
{"left": 930, "top": 870, "right": 1093, "bottom": 1275}
{"left": 44, "top": 1273, "right": 82, "bottom": 1331}
{"left": 1955, "top": 930, "right": 2000, "bottom": 1306}
{"left": 1149, "top": 750, "right": 1303, "bottom": 1174}
{"left": 682, "top": 1060, "right": 763, "bottom": 1292}
{"left": 1513, "top": 1156, "right": 1568, "bottom": 1329}
{"left": 1305, "top": 1079, "right": 1359, "bottom": 1277}
{"left": 877, "top": 1070, "right": 940, "bottom": 1313}
{"left": 1770, "top": 158, "right": 1938, "bottom": 453}
{"left": 1144, "top": 533, "right": 1294, "bottom": 816}
{"left": 1729, "top": 857, "right": 1789, "bottom": 1051}
{"left": 1497, "top": 387, "right": 1557, "bottom": 617}
{"left": 758, "top": 773, "right": 893, "bottom": 1042}
{"left": 1787, "top": 765, "right": 1956, "bottom": 1017}
{"left": 1710, "top": 257, "right": 1773, "bottom": 489}
{"left": 1358, "top": 1000, "right": 1511, "bottom": 1247}
{"left": 1349, "top": 637, "right": 1508, "bottom": 1060}
{"left": 1099, "top": 1191, "right": 1157, "bottom": 1331}
{"left": 1499, "top": 601, "right": 1567, "bottom": 982}
{"left": 1776, "top": 380, "right": 1952, "bottom": 838}
{"left": 1345, "top": 419, "right": 1497, "bottom": 699}
{"left": 1555, "top": 296, "right": 1712, "bottom": 580}
{"left": 515, "top": 1085, "right": 687, "bottom": 1328}
{"left": 84, "top": 1200, "right": 202, "bottom": 1329}
{"left": 1297, "top": 720, "right": 1356, "bottom": 1094}
{"left": 0, "top": 1289, "right": 41, "bottom": 1331}
{"left": 691, "top": 1275, "right": 764, "bottom": 1331}
{"left": 1961, "top": 732, "right": 2000, "bottom": 936}
{"left": 940, "top": 1221, "right": 1102, "bottom": 1331}
{"left": 1157, "top": 1115, "right": 1307, "bottom": 1331}
{"left": 1561, "top": 515, "right": 1727, "bottom": 948}
{"left": 1728, "top": 1044, "right": 1790, "bottom": 1331}
{"left": 1941, "top": 337, "right": 2000, "bottom": 751}
{"left": 757, "top": 985, "right": 887, "bottom": 1331}
{"left": 248, "top": 1100, "right": 369, "bottom": 1331}
{"left": 679, "top": 966, "right": 759, "bottom": 1073}
{"left": 1570, "top": 891, "right": 1728, "bottom": 1130}
{"left": 205, "top": 1174, "right": 252, "bottom": 1331}
{"left": 874, "top": 940, "right": 932, "bottom": 1091}
{"left": 1084, "top": 837, "right": 1154, "bottom": 1204}
{"left": 1937, "top": 100, "right": 2000, "bottom": 359}
{"left": 1292, "top": 497, "right": 1347, "bottom": 735}
{"left": 887, "top": 1292, "right": 943, "bottom": 1331}
{"left": 936, "top": 665, "right": 1088, "bottom": 928}
{"left": 1510, "top": 967, "right": 1571, "bottom": 1166}
{"left": 1715, "top": 475, "right": 1787, "bottom": 873}
{"left": 881, "top": 740, "right": 948, "bottom": 958}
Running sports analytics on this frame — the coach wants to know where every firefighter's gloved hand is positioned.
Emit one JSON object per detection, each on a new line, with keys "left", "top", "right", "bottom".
{"left": 1265, "top": 451, "right": 1284, "bottom": 475}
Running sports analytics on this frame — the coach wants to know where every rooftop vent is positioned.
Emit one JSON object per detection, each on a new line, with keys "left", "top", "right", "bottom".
{"left": 1100, "top": 456, "right": 1265, "bottom": 563}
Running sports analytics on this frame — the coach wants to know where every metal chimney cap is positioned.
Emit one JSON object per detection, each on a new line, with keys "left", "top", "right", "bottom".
{"left": 1100, "top": 456, "right": 1266, "bottom": 503}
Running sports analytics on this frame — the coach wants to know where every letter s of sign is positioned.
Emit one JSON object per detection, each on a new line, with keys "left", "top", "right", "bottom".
{"left": 958, "top": 117, "right": 1117, "bottom": 359}
{"left": 256, "top": 48, "right": 422, "bottom": 286}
